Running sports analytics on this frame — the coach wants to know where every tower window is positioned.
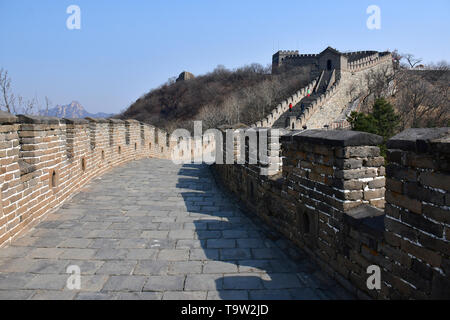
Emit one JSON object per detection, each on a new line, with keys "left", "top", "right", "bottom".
{"left": 327, "top": 59, "right": 332, "bottom": 70}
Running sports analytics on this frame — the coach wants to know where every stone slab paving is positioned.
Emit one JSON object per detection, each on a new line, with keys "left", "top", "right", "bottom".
{"left": 0, "top": 159, "right": 354, "bottom": 300}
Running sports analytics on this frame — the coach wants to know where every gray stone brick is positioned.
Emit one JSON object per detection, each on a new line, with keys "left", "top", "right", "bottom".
{"left": 141, "top": 230, "right": 169, "bottom": 239}
{"left": 176, "top": 240, "right": 205, "bottom": 249}
{"left": 116, "top": 292, "right": 163, "bottom": 300}
{"left": 24, "top": 274, "right": 68, "bottom": 290}
{"left": 262, "top": 273, "right": 303, "bottom": 289}
{"left": 222, "top": 230, "right": 249, "bottom": 239}
{"left": 75, "top": 292, "right": 116, "bottom": 300}
{"left": 168, "top": 230, "right": 195, "bottom": 240}
{"left": 237, "top": 238, "right": 266, "bottom": 248}
{"left": 169, "top": 261, "right": 203, "bottom": 274}
{"left": 185, "top": 274, "right": 223, "bottom": 291}
{"left": 102, "top": 275, "right": 146, "bottom": 292}
{"left": 28, "top": 259, "right": 70, "bottom": 274}
{"left": 206, "top": 239, "right": 236, "bottom": 249}
{"left": 251, "top": 248, "right": 283, "bottom": 259}
{"left": 118, "top": 238, "right": 148, "bottom": 249}
{"left": 30, "top": 290, "right": 77, "bottom": 300}
{"left": 0, "top": 290, "right": 35, "bottom": 300}
{"left": 61, "top": 260, "right": 105, "bottom": 275}
{"left": 126, "top": 249, "right": 158, "bottom": 260}
{"left": 223, "top": 275, "right": 264, "bottom": 290}
{"left": 203, "top": 261, "right": 238, "bottom": 274}
{"left": 78, "top": 275, "right": 109, "bottom": 291}
{"left": 133, "top": 260, "right": 170, "bottom": 275}
{"left": 96, "top": 260, "right": 137, "bottom": 275}
{"left": 0, "top": 258, "right": 38, "bottom": 273}
{"left": 157, "top": 249, "right": 189, "bottom": 261}
{"left": 163, "top": 291, "right": 207, "bottom": 300}
{"left": 195, "top": 231, "right": 222, "bottom": 239}
{"left": 190, "top": 249, "right": 219, "bottom": 260}
{"left": 94, "top": 249, "right": 129, "bottom": 260}
{"left": 58, "top": 238, "right": 93, "bottom": 249}
{"left": 59, "top": 248, "right": 97, "bottom": 260}
{"left": 143, "top": 275, "right": 185, "bottom": 291}
{"left": 28, "top": 248, "right": 64, "bottom": 259}
{"left": 220, "top": 248, "right": 252, "bottom": 260}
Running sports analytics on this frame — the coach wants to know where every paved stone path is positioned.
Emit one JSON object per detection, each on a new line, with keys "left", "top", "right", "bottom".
{"left": 0, "top": 159, "right": 354, "bottom": 300}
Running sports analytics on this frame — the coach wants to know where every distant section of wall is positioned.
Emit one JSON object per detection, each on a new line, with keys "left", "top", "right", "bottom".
{"left": 251, "top": 79, "right": 318, "bottom": 128}
{"left": 269, "top": 48, "right": 393, "bottom": 130}
{"left": 302, "top": 56, "right": 393, "bottom": 129}
{"left": 213, "top": 127, "right": 450, "bottom": 299}
{"left": 0, "top": 112, "right": 173, "bottom": 247}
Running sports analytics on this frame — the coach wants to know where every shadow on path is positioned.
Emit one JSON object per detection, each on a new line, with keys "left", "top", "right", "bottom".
{"left": 176, "top": 163, "right": 354, "bottom": 300}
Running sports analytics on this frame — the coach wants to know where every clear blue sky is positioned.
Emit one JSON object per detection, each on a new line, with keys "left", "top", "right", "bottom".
{"left": 1, "top": 0, "right": 449, "bottom": 114}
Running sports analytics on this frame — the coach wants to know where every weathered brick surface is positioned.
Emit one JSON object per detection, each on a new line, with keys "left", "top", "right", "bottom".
{"left": 214, "top": 127, "right": 450, "bottom": 299}
{"left": 381, "top": 128, "right": 450, "bottom": 299}
{"left": 1, "top": 111, "right": 448, "bottom": 300}
{"left": 0, "top": 113, "right": 173, "bottom": 247}
{"left": 214, "top": 129, "right": 388, "bottom": 298}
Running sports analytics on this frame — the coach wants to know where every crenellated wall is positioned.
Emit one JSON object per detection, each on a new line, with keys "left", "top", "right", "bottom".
{"left": 270, "top": 48, "right": 393, "bottom": 130}
{"left": 0, "top": 112, "right": 174, "bottom": 247}
{"left": 251, "top": 79, "right": 318, "bottom": 128}
{"left": 213, "top": 127, "right": 450, "bottom": 299}
{"left": 302, "top": 56, "right": 393, "bottom": 129}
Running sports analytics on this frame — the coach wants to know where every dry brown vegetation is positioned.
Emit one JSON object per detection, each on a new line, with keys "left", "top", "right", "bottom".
{"left": 358, "top": 55, "right": 449, "bottom": 129}
{"left": 119, "top": 64, "right": 310, "bottom": 132}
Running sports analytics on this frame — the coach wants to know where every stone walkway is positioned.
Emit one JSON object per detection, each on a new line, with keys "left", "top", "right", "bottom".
{"left": 0, "top": 159, "right": 354, "bottom": 300}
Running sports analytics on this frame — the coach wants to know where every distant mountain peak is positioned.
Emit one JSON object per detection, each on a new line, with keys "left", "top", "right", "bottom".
{"left": 39, "top": 101, "right": 114, "bottom": 119}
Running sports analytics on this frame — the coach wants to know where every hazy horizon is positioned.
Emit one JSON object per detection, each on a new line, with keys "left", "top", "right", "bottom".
{"left": 1, "top": 0, "right": 449, "bottom": 114}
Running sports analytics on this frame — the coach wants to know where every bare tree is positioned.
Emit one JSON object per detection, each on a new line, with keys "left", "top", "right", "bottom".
{"left": 403, "top": 53, "right": 423, "bottom": 69}
{"left": 360, "top": 64, "right": 396, "bottom": 111}
{"left": 0, "top": 68, "right": 15, "bottom": 113}
{"left": 0, "top": 68, "right": 42, "bottom": 115}
{"left": 22, "top": 97, "right": 38, "bottom": 115}
{"left": 395, "top": 69, "right": 449, "bottom": 128}
{"left": 197, "top": 103, "right": 227, "bottom": 129}
{"left": 44, "top": 96, "right": 52, "bottom": 115}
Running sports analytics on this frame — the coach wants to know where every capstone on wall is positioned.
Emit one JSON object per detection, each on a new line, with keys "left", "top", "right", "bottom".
{"left": 213, "top": 127, "right": 450, "bottom": 299}
{"left": 0, "top": 112, "right": 174, "bottom": 247}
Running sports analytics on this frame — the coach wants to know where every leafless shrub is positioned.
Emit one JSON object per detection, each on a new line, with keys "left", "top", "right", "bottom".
{"left": 0, "top": 68, "right": 42, "bottom": 115}
{"left": 120, "top": 64, "right": 310, "bottom": 132}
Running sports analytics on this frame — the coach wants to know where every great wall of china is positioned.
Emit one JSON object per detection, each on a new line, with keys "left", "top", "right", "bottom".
{"left": 0, "top": 47, "right": 449, "bottom": 299}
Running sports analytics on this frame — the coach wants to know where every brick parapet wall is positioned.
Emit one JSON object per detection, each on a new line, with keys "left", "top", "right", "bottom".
{"left": 293, "top": 76, "right": 343, "bottom": 129}
{"left": 347, "top": 53, "right": 392, "bottom": 72}
{"left": 0, "top": 111, "right": 174, "bottom": 247}
{"left": 304, "top": 58, "right": 394, "bottom": 130}
{"left": 251, "top": 79, "right": 318, "bottom": 128}
{"left": 382, "top": 128, "right": 450, "bottom": 299}
{"left": 213, "top": 128, "right": 450, "bottom": 299}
